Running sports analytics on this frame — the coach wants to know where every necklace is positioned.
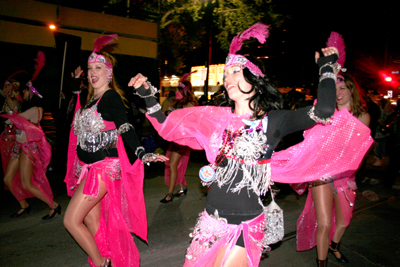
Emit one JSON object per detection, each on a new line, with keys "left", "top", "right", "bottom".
{"left": 84, "top": 89, "right": 110, "bottom": 108}
{"left": 198, "top": 113, "right": 267, "bottom": 184}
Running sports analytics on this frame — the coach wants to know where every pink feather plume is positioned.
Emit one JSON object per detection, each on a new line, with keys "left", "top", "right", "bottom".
{"left": 31, "top": 51, "right": 46, "bottom": 81}
{"left": 327, "top": 31, "right": 346, "bottom": 67}
{"left": 180, "top": 70, "right": 198, "bottom": 83}
{"left": 93, "top": 34, "right": 118, "bottom": 53}
{"left": 229, "top": 22, "right": 269, "bottom": 55}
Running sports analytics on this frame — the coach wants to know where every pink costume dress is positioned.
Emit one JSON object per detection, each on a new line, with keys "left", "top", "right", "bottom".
{"left": 292, "top": 173, "right": 358, "bottom": 251}
{"left": 145, "top": 105, "right": 373, "bottom": 267}
{"left": 164, "top": 103, "right": 195, "bottom": 188}
{"left": 164, "top": 142, "right": 190, "bottom": 188}
{"left": 0, "top": 109, "right": 53, "bottom": 205}
{"left": 64, "top": 92, "right": 147, "bottom": 267}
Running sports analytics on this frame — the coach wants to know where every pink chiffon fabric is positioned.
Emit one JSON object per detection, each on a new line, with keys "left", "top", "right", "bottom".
{"left": 146, "top": 106, "right": 373, "bottom": 184}
{"left": 64, "top": 94, "right": 147, "bottom": 267}
{"left": 146, "top": 106, "right": 373, "bottom": 265}
{"left": 0, "top": 113, "right": 53, "bottom": 205}
{"left": 293, "top": 175, "right": 356, "bottom": 251}
{"left": 164, "top": 143, "right": 191, "bottom": 187}
{"left": 184, "top": 210, "right": 265, "bottom": 267}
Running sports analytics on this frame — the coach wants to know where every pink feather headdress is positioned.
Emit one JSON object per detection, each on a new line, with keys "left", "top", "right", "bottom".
{"left": 88, "top": 34, "right": 118, "bottom": 70}
{"left": 225, "top": 22, "right": 270, "bottom": 78}
{"left": 31, "top": 51, "right": 45, "bottom": 82}
{"left": 326, "top": 32, "right": 346, "bottom": 83}
{"left": 179, "top": 70, "right": 197, "bottom": 93}
{"left": 27, "top": 51, "right": 46, "bottom": 98}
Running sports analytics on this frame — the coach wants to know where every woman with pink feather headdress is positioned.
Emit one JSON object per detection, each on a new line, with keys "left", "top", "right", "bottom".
{"left": 0, "top": 70, "right": 26, "bottom": 114}
{"left": 63, "top": 34, "right": 168, "bottom": 267}
{"left": 293, "top": 32, "right": 370, "bottom": 266}
{"left": 160, "top": 71, "right": 198, "bottom": 203}
{"left": 1, "top": 51, "right": 60, "bottom": 221}
{"left": 130, "top": 24, "right": 372, "bottom": 266}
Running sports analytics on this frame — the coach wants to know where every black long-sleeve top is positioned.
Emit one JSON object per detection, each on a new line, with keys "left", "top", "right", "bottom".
{"left": 145, "top": 56, "right": 337, "bottom": 222}
{"left": 76, "top": 89, "right": 143, "bottom": 164}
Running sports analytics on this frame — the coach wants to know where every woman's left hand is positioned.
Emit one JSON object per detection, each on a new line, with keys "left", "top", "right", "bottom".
{"left": 142, "top": 153, "right": 169, "bottom": 165}
{"left": 128, "top": 73, "right": 149, "bottom": 89}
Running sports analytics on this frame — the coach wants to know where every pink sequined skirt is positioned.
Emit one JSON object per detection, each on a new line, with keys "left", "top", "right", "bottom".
{"left": 184, "top": 209, "right": 266, "bottom": 267}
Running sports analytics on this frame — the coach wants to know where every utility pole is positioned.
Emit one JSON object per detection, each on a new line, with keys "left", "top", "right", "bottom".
{"left": 203, "top": 0, "right": 214, "bottom": 99}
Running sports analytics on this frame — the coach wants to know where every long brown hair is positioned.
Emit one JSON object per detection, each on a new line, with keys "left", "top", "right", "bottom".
{"left": 338, "top": 73, "right": 367, "bottom": 118}
{"left": 86, "top": 51, "right": 128, "bottom": 107}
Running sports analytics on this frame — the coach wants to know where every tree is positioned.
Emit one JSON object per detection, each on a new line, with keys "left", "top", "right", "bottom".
{"left": 159, "top": 0, "right": 288, "bottom": 74}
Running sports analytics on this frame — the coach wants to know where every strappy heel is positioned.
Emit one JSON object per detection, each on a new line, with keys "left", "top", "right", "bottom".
{"left": 329, "top": 241, "right": 349, "bottom": 263}
{"left": 98, "top": 258, "right": 112, "bottom": 267}
{"left": 10, "top": 205, "right": 31, "bottom": 218}
{"left": 160, "top": 193, "right": 174, "bottom": 203}
{"left": 174, "top": 186, "right": 187, "bottom": 197}
{"left": 42, "top": 204, "right": 61, "bottom": 220}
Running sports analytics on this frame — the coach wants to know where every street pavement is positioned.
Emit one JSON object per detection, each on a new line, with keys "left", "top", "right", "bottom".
{"left": 1, "top": 150, "right": 400, "bottom": 267}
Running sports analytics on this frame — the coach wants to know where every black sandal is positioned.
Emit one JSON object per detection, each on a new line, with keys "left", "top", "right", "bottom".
{"left": 174, "top": 186, "right": 187, "bottom": 197}
{"left": 160, "top": 193, "right": 174, "bottom": 203}
{"left": 10, "top": 205, "right": 31, "bottom": 218}
{"left": 329, "top": 241, "right": 349, "bottom": 263}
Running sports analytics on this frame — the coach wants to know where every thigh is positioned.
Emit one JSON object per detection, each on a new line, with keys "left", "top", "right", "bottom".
{"left": 214, "top": 245, "right": 248, "bottom": 267}
{"left": 311, "top": 183, "right": 334, "bottom": 224}
{"left": 65, "top": 174, "right": 108, "bottom": 225}
{"left": 3, "top": 157, "right": 20, "bottom": 183}
{"left": 169, "top": 150, "right": 183, "bottom": 167}
{"left": 19, "top": 150, "right": 34, "bottom": 184}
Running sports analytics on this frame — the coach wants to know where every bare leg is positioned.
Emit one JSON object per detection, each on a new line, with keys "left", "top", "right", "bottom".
{"left": 311, "top": 183, "right": 334, "bottom": 260}
{"left": 19, "top": 150, "right": 58, "bottom": 211}
{"left": 165, "top": 150, "right": 183, "bottom": 200}
{"left": 331, "top": 193, "right": 347, "bottom": 258}
{"left": 64, "top": 175, "right": 108, "bottom": 266}
{"left": 3, "top": 157, "right": 30, "bottom": 213}
{"left": 213, "top": 245, "right": 248, "bottom": 267}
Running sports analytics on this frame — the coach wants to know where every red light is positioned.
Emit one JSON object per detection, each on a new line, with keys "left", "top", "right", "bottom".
{"left": 385, "top": 76, "right": 393, "bottom": 82}
{"left": 49, "top": 24, "right": 56, "bottom": 30}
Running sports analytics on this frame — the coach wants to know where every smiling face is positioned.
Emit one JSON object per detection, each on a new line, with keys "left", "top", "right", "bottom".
{"left": 87, "top": 62, "right": 109, "bottom": 90}
{"left": 224, "top": 65, "right": 254, "bottom": 103}
{"left": 336, "top": 82, "right": 352, "bottom": 110}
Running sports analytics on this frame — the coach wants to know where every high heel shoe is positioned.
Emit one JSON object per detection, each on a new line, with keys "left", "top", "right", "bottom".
{"left": 10, "top": 205, "right": 31, "bottom": 218}
{"left": 160, "top": 193, "right": 174, "bottom": 203}
{"left": 98, "top": 258, "right": 112, "bottom": 267}
{"left": 316, "top": 258, "right": 328, "bottom": 267}
{"left": 174, "top": 186, "right": 187, "bottom": 197}
{"left": 42, "top": 204, "right": 61, "bottom": 220}
{"left": 329, "top": 241, "right": 349, "bottom": 263}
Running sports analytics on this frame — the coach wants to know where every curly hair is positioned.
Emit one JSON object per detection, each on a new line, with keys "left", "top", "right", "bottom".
{"left": 86, "top": 51, "right": 128, "bottom": 107}
{"left": 223, "top": 55, "right": 283, "bottom": 120}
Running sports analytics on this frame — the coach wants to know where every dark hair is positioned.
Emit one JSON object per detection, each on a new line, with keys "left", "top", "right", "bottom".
{"left": 223, "top": 55, "right": 283, "bottom": 119}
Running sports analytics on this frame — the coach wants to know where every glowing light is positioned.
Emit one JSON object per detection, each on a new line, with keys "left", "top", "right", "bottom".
{"left": 49, "top": 24, "right": 56, "bottom": 30}
{"left": 385, "top": 76, "right": 393, "bottom": 82}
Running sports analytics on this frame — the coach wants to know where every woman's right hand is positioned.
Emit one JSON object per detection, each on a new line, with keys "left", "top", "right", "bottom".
{"left": 315, "top": 47, "right": 339, "bottom": 64}
{"left": 71, "top": 66, "right": 83, "bottom": 79}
